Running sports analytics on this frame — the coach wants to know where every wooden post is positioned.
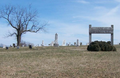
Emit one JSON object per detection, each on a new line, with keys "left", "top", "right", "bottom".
{"left": 111, "top": 25, "right": 114, "bottom": 45}
{"left": 89, "top": 25, "right": 92, "bottom": 44}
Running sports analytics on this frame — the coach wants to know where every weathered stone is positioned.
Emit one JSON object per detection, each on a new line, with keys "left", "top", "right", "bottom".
{"left": 13, "top": 43, "right": 15, "bottom": 48}
{"left": 17, "top": 46, "right": 19, "bottom": 49}
{"left": 80, "top": 42, "right": 82, "bottom": 46}
{"left": 29, "top": 45, "right": 32, "bottom": 49}
{"left": 77, "top": 39, "right": 79, "bottom": 46}
{"left": 62, "top": 40, "right": 66, "bottom": 46}
{"left": 74, "top": 42, "right": 76, "bottom": 46}
{"left": 54, "top": 33, "right": 59, "bottom": 47}
{"left": 69, "top": 42, "right": 71, "bottom": 46}
{"left": 22, "top": 45, "right": 24, "bottom": 47}
{"left": 3, "top": 45, "right": 6, "bottom": 48}
{"left": 41, "top": 40, "right": 44, "bottom": 46}
{"left": 6, "top": 47, "right": 8, "bottom": 49}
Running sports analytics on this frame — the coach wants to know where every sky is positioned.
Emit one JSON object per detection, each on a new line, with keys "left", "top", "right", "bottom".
{"left": 0, "top": 0, "right": 120, "bottom": 46}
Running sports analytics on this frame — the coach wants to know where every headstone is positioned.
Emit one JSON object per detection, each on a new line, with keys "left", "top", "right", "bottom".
{"left": 86, "top": 43, "right": 89, "bottom": 45}
{"left": 3, "top": 45, "right": 6, "bottom": 48}
{"left": 13, "top": 43, "right": 15, "bottom": 48}
{"left": 49, "top": 41, "right": 54, "bottom": 46}
{"left": 62, "top": 40, "right": 66, "bottom": 46}
{"left": 51, "top": 41, "right": 54, "bottom": 46}
{"left": 22, "top": 45, "right": 24, "bottom": 47}
{"left": 54, "top": 33, "right": 59, "bottom": 47}
{"left": 119, "top": 43, "right": 120, "bottom": 45}
{"left": 41, "top": 40, "right": 44, "bottom": 46}
{"left": 10, "top": 45, "right": 12, "bottom": 47}
{"left": 80, "top": 42, "right": 82, "bottom": 46}
{"left": 77, "top": 39, "right": 79, "bottom": 46}
{"left": 68, "top": 42, "right": 71, "bottom": 46}
{"left": 74, "top": 42, "right": 76, "bottom": 46}
{"left": 66, "top": 43, "right": 68, "bottom": 46}
{"left": 6, "top": 47, "right": 8, "bottom": 50}
{"left": 29, "top": 45, "right": 32, "bottom": 49}
{"left": 17, "top": 46, "right": 19, "bottom": 49}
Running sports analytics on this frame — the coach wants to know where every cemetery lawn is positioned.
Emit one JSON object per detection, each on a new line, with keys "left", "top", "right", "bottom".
{"left": 0, "top": 45, "right": 120, "bottom": 78}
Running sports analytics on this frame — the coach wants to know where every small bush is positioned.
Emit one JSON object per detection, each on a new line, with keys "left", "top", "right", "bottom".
{"left": 87, "top": 42, "right": 100, "bottom": 51}
{"left": 87, "top": 41, "right": 117, "bottom": 51}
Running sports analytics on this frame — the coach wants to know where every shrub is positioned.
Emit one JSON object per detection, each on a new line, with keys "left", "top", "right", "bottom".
{"left": 87, "top": 41, "right": 117, "bottom": 51}
{"left": 87, "top": 42, "right": 100, "bottom": 51}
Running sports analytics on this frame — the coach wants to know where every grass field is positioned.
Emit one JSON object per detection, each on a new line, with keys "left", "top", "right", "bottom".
{"left": 0, "top": 45, "right": 120, "bottom": 78}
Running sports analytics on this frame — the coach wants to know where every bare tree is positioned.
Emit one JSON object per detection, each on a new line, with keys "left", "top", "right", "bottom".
{"left": 0, "top": 5, "right": 47, "bottom": 46}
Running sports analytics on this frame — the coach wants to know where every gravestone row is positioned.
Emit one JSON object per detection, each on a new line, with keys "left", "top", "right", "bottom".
{"left": 3, "top": 24, "right": 115, "bottom": 50}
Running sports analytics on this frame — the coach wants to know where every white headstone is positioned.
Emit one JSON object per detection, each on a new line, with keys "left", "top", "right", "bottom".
{"left": 69, "top": 42, "right": 71, "bottom": 46}
{"left": 41, "top": 40, "right": 44, "bottom": 46}
{"left": 86, "top": 43, "right": 89, "bottom": 45}
{"left": 49, "top": 41, "right": 54, "bottom": 46}
{"left": 3, "top": 45, "right": 6, "bottom": 48}
{"left": 22, "top": 45, "right": 24, "bottom": 47}
{"left": 62, "top": 40, "right": 66, "bottom": 46}
{"left": 52, "top": 41, "right": 54, "bottom": 46}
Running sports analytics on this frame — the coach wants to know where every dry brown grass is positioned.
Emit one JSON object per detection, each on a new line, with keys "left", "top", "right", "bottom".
{"left": 0, "top": 45, "right": 120, "bottom": 78}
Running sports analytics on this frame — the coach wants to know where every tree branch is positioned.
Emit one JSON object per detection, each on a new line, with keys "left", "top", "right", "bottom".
{"left": 5, "top": 31, "right": 17, "bottom": 38}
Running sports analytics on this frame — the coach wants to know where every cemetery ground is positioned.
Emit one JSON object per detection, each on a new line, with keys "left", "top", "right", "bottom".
{"left": 0, "top": 45, "right": 120, "bottom": 78}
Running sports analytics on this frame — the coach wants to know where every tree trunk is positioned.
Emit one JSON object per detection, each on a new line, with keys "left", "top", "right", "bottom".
{"left": 17, "top": 30, "right": 21, "bottom": 46}
{"left": 17, "top": 35, "right": 21, "bottom": 46}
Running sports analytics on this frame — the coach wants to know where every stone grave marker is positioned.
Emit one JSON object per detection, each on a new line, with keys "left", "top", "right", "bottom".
{"left": 6, "top": 47, "right": 8, "bottom": 50}
{"left": 29, "top": 45, "right": 32, "bottom": 49}
{"left": 13, "top": 43, "right": 15, "bottom": 48}
{"left": 3, "top": 45, "right": 6, "bottom": 48}
{"left": 62, "top": 40, "right": 66, "bottom": 46}
{"left": 77, "top": 39, "right": 79, "bottom": 46}
{"left": 68, "top": 42, "right": 71, "bottom": 46}
{"left": 80, "top": 42, "right": 82, "bottom": 46}
{"left": 54, "top": 33, "right": 59, "bottom": 47}
{"left": 17, "top": 46, "right": 19, "bottom": 49}
{"left": 41, "top": 40, "right": 44, "bottom": 46}
{"left": 74, "top": 42, "right": 76, "bottom": 46}
{"left": 22, "top": 45, "right": 24, "bottom": 47}
{"left": 51, "top": 41, "right": 54, "bottom": 46}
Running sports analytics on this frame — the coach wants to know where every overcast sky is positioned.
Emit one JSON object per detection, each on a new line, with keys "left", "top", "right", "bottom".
{"left": 0, "top": 0, "right": 120, "bottom": 46}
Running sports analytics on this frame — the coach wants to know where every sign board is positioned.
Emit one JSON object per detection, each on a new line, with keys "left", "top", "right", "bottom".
{"left": 89, "top": 25, "right": 114, "bottom": 45}
{"left": 89, "top": 27, "right": 113, "bottom": 34}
